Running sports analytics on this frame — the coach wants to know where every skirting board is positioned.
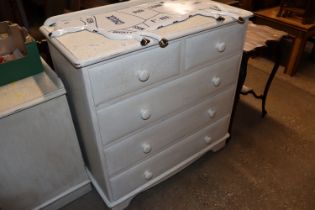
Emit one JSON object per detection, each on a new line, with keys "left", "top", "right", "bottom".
{"left": 33, "top": 180, "right": 92, "bottom": 210}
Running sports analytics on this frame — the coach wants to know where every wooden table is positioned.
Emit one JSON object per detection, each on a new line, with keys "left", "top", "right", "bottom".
{"left": 230, "top": 22, "right": 287, "bottom": 120}
{"left": 255, "top": 7, "right": 315, "bottom": 76}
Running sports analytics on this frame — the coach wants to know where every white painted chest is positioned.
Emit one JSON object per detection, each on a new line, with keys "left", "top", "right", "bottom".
{"left": 0, "top": 60, "right": 90, "bottom": 210}
{"left": 41, "top": 1, "right": 252, "bottom": 209}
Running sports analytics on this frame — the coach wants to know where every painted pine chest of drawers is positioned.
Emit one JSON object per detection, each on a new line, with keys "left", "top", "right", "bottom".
{"left": 41, "top": 0, "right": 251, "bottom": 209}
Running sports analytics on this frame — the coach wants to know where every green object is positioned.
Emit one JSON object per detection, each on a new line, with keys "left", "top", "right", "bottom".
{"left": 0, "top": 41, "right": 43, "bottom": 87}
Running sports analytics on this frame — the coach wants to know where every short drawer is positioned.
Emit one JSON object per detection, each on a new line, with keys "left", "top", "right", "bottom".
{"left": 105, "top": 87, "right": 235, "bottom": 176}
{"left": 184, "top": 23, "right": 246, "bottom": 71}
{"left": 97, "top": 54, "right": 241, "bottom": 145}
{"left": 88, "top": 42, "right": 181, "bottom": 106}
{"left": 109, "top": 116, "right": 230, "bottom": 200}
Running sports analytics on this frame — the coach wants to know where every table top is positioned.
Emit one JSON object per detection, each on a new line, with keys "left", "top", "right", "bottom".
{"left": 0, "top": 59, "right": 65, "bottom": 118}
{"left": 255, "top": 7, "right": 315, "bottom": 32}
{"left": 244, "top": 21, "right": 287, "bottom": 52}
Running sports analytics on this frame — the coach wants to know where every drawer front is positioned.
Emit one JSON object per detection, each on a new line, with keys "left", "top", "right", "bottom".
{"left": 88, "top": 42, "right": 181, "bottom": 106}
{"left": 97, "top": 54, "right": 241, "bottom": 145}
{"left": 109, "top": 116, "right": 230, "bottom": 200}
{"left": 105, "top": 87, "right": 235, "bottom": 176}
{"left": 184, "top": 23, "right": 246, "bottom": 71}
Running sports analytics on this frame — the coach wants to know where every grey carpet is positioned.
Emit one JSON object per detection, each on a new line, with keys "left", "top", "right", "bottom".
{"left": 61, "top": 58, "right": 315, "bottom": 210}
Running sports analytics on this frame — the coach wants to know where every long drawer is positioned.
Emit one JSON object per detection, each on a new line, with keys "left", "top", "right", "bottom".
{"left": 104, "top": 87, "right": 235, "bottom": 176}
{"left": 97, "top": 54, "right": 241, "bottom": 145}
{"left": 184, "top": 22, "right": 246, "bottom": 71}
{"left": 88, "top": 42, "right": 181, "bottom": 106}
{"left": 109, "top": 116, "right": 230, "bottom": 200}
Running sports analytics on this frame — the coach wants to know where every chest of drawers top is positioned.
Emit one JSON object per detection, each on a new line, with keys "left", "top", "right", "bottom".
{"left": 40, "top": 0, "right": 252, "bottom": 68}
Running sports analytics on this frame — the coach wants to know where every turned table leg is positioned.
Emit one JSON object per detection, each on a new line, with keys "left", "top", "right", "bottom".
{"left": 285, "top": 35, "right": 307, "bottom": 76}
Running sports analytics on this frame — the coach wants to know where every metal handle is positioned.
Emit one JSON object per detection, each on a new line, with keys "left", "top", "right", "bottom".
{"left": 137, "top": 70, "right": 150, "bottom": 82}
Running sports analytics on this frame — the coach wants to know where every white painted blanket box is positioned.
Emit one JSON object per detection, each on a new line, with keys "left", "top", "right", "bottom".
{"left": 0, "top": 60, "right": 91, "bottom": 210}
{"left": 40, "top": 0, "right": 252, "bottom": 209}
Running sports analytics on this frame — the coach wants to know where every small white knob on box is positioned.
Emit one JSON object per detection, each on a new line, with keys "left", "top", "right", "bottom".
{"left": 207, "top": 108, "right": 216, "bottom": 118}
{"left": 144, "top": 170, "right": 153, "bottom": 180}
{"left": 204, "top": 136, "right": 212, "bottom": 144}
{"left": 142, "top": 143, "right": 152, "bottom": 154}
{"left": 215, "top": 42, "right": 226, "bottom": 52}
{"left": 137, "top": 70, "right": 150, "bottom": 82}
{"left": 140, "top": 108, "right": 151, "bottom": 120}
{"left": 212, "top": 76, "right": 221, "bottom": 87}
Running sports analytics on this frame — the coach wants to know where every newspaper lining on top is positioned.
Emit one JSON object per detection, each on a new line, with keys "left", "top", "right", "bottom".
{"left": 49, "top": 0, "right": 244, "bottom": 48}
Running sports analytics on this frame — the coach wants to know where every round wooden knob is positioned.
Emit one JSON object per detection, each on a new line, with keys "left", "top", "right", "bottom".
{"left": 207, "top": 108, "right": 217, "bottom": 118}
{"left": 212, "top": 76, "right": 221, "bottom": 87}
{"left": 142, "top": 143, "right": 152, "bottom": 154}
{"left": 140, "top": 108, "right": 151, "bottom": 120}
{"left": 137, "top": 70, "right": 150, "bottom": 82}
{"left": 215, "top": 42, "right": 226, "bottom": 52}
{"left": 144, "top": 170, "right": 153, "bottom": 180}
{"left": 204, "top": 136, "right": 212, "bottom": 144}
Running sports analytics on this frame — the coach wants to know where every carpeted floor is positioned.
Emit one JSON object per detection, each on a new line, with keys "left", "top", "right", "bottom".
{"left": 61, "top": 55, "right": 315, "bottom": 210}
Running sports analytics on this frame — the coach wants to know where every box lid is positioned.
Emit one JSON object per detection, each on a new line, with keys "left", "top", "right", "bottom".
{"left": 40, "top": 0, "right": 252, "bottom": 68}
{"left": 0, "top": 59, "right": 65, "bottom": 118}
